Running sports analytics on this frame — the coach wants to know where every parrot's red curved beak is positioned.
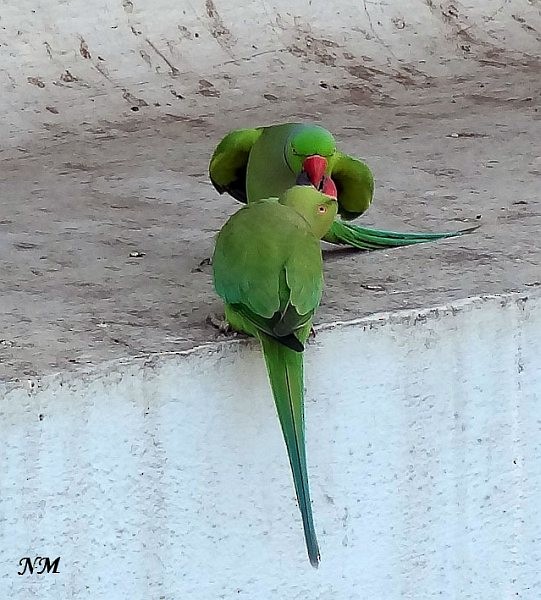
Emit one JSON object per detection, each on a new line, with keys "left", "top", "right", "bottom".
{"left": 303, "top": 155, "right": 327, "bottom": 188}
{"left": 321, "top": 176, "right": 337, "bottom": 200}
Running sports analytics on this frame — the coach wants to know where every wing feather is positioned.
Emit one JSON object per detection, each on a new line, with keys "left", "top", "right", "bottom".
{"left": 209, "top": 128, "right": 262, "bottom": 203}
{"left": 330, "top": 151, "right": 375, "bottom": 220}
{"left": 213, "top": 201, "right": 323, "bottom": 342}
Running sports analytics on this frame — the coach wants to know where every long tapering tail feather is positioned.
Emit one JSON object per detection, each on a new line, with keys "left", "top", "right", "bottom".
{"left": 324, "top": 219, "right": 480, "bottom": 250}
{"left": 258, "top": 332, "right": 320, "bottom": 567}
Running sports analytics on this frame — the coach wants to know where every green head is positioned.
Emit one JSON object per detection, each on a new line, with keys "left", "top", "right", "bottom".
{"left": 284, "top": 125, "right": 337, "bottom": 189}
{"left": 279, "top": 184, "right": 338, "bottom": 239}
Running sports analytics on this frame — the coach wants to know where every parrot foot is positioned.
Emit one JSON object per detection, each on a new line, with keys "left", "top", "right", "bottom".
{"left": 309, "top": 327, "right": 317, "bottom": 339}
{"left": 206, "top": 313, "right": 234, "bottom": 336}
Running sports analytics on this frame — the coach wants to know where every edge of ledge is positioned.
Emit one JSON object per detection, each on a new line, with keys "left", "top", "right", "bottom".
{"left": 1, "top": 290, "right": 538, "bottom": 397}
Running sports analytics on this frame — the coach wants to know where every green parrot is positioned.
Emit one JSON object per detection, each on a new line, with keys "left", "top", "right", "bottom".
{"left": 209, "top": 122, "right": 475, "bottom": 250}
{"left": 212, "top": 179, "right": 338, "bottom": 567}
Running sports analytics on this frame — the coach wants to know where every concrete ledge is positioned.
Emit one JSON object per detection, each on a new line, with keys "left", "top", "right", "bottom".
{"left": 2, "top": 92, "right": 540, "bottom": 382}
{"left": 2, "top": 293, "right": 540, "bottom": 598}
{"left": 1, "top": 0, "right": 540, "bottom": 382}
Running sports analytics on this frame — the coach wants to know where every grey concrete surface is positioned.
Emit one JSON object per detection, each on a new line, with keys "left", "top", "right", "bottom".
{"left": 2, "top": 81, "right": 539, "bottom": 383}
{"left": 0, "top": 0, "right": 540, "bottom": 383}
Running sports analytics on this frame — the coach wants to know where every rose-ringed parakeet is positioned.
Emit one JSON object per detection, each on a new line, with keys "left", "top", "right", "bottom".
{"left": 209, "top": 122, "right": 475, "bottom": 250}
{"left": 212, "top": 179, "right": 338, "bottom": 567}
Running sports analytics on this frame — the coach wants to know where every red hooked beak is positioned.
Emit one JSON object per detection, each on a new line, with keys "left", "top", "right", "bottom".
{"left": 321, "top": 176, "right": 337, "bottom": 199}
{"left": 303, "top": 155, "right": 327, "bottom": 188}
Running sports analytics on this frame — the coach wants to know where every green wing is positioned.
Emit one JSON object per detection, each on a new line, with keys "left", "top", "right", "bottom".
{"left": 209, "top": 128, "right": 262, "bottom": 203}
{"left": 213, "top": 201, "right": 323, "bottom": 347}
{"left": 330, "top": 151, "right": 375, "bottom": 220}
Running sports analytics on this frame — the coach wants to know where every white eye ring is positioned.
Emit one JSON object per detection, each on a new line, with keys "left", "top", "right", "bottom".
{"left": 318, "top": 205, "right": 327, "bottom": 213}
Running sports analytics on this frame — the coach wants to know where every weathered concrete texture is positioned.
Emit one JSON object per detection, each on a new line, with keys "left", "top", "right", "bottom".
{"left": 1, "top": 1, "right": 540, "bottom": 381}
{"left": 1, "top": 294, "right": 541, "bottom": 599}
{"left": 1, "top": 82, "right": 540, "bottom": 381}
{"left": 3, "top": 0, "right": 540, "bottom": 142}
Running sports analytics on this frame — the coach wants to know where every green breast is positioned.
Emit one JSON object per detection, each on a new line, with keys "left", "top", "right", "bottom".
{"left": 246, "top": 124, "right": 303, "bottom": 201}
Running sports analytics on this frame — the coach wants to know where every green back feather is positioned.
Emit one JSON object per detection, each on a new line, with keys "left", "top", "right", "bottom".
{"left": 213, "top": 200, "right": 324, "bottom": 319}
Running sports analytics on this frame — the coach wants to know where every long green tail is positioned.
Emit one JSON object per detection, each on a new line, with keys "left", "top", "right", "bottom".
{"left": 324, "top": 219, "right": 480, "bottom": 250}
{"left": 258, "top": 333, "right": 320, "bottom": 568}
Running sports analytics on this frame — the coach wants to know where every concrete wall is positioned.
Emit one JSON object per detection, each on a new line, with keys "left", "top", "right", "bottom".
{"left": 1, "top": 293, "right": 540, "bottom": 599}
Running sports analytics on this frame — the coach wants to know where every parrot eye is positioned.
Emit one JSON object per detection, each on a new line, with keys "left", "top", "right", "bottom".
{"left": 317, "top": 205, "right": 327, "bottom": 214}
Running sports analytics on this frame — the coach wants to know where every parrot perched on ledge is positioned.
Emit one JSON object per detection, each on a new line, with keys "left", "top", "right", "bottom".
{"left": 209, "top": 122, "right": 475, "bottom": 250}
{"left": 212, "top": 179, "right": 338, "bottom": 567}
